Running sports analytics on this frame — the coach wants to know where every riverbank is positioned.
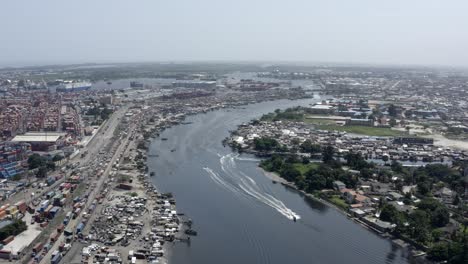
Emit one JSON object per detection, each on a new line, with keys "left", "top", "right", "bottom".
{"left": 258, "top": 165, "right": 426, "bottom": 259}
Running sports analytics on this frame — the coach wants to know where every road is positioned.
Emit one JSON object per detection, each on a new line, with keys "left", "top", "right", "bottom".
{"left": 14, "top": 105, "right": 129, "bottom": 264}
{"left": 38, "top": 105, "right": 136, "bottom": 264}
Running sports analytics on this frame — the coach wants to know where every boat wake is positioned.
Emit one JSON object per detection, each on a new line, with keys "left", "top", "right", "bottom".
{"left": 203, "top": 153, "right": 300, "bottom": 221}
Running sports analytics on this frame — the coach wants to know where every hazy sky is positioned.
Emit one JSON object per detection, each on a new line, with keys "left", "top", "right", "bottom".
{"left": 1, "top": 0, "right": 468, "bottom": 67}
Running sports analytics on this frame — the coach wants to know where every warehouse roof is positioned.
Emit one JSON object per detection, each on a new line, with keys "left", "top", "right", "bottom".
{"left": 12, "top": 132, "right": 65, "bottom": 143}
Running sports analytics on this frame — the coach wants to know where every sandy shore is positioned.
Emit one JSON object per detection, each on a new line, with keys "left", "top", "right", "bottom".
{"left": 258, "top": 167, "right": 290, "bottom": 185}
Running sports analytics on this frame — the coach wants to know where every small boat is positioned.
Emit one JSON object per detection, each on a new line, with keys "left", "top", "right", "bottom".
{"left": 161, "top": 138, "right": 168, "bottom": 141}
{"left": 185, "top": 229, "right": 198, "bottom": 236}
{"left": 106, "top": 81, "right": 112, "bottom": 85}
{"left": 171, "top": 149, "right": 176, "bottom": 152}
{"left": 272, "top": 180, "right": 277, "bottom": 184}
{"left": 150, "top": 172, "right": 155, "bottom": 177}
{"left": 293, "top": 216, "right": 297, "bottom": 222}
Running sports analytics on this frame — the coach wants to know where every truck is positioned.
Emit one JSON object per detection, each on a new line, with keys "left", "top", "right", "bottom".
{"left": 76, "top": 222, "right": 84, "bottom": 234}
{"left": 32, "top": 242, "right": 43, "bottom": 255}
{"left": 63, "top": 212, "right": 72, "bottom": 225}
{"left": 51, "top": 253, "right": 62, "bottom": 264}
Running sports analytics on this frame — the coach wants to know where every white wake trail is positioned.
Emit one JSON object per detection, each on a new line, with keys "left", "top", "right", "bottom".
{"left": 216, "top": 153, "right": 301, "bottom": 221}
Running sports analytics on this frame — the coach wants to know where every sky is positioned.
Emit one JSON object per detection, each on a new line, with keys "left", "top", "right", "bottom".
{"left": 1, "top": 0, "right": 468, "bottom": 67}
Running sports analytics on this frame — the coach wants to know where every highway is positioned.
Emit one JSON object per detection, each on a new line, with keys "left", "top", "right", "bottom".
{"left": 19, "top": 105, "right": 130, "bottom": 264}
{"left": 37, "top": 105, "right": 137, "bottom": 264}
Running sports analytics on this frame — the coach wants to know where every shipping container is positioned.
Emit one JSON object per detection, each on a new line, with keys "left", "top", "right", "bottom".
{"left": 51, "top": 253, "right": 62, "bottom": 264}
{"left": 46, "top": 191, "right": 55, "bottom": 199}
{"left": 72, "top": 208, "right": 81, "bottom": 219}
{"left": 32, "top": 242, "right": 43, "bottom": 253}
{"left": 44, "top": 205, "right": 54, "bottom": 216}
{"left": 48, "top": 207, "right": 60, "bottom": 218}
{"left": 14, "top": 200, "right": 27, "bottom": 214}
{"left": 76, "top": 222, "right": 84, "bottom": 233}
{"left": 64, "top": 229, "right": 73, "bottom": 236}
{"left": 57, "top": 224, "right": 65, "bottom": 233}
{"left": 50, "top": 231, "right": 60, "bottom": 242}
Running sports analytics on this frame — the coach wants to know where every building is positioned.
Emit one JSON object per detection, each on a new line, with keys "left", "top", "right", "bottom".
{"left": 340, "top": 188, "right": 371, "bottom": 206}
{"left": 308, "top": 104, "right": 335, "bottom": 115}
{"left": 56, "top": 82, "right": 92, "bottom": 92}
{"left": 11, "top": 132, "right": 66, "bottom": 151}
{"left": 435, "top": 187, "right": 454, "bottom": 205}
{"left": 346, "top": 119, "right": 374, "bottom": 127}
{"left": 99, "top": 95, "right": 114, "bottom": 105}
{"left": 333, "top": 180, "right": 346, "bottom": 191}
{"left": 393, "top": 137, "right": 434, "bottom": 145}
{"left": 172, "top": 81, "right": 217, "bottom": 89}
{"left": 362, "top": 216, "right": 395, "bottom": 232}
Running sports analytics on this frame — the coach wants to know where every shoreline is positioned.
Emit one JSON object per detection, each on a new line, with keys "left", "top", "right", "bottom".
{"left": 257, "top": 166, "right": 423, "bottom": 257}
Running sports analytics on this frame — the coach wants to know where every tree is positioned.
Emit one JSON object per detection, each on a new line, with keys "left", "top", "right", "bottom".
{"left": 388, "top": 104, "right": 397, "bottom": 117}
{"left": 428, "top": 242, "right": 449, "bottom": 261}
{"left": 382, "top": 155, "right": 389, "bottom": 164}
{"left": 417, "top": 181, "right": 431, "bottom": 196}
{"left": 305, "top": 170, "right": 326, "bottom": 190}
{"left": 431, "top": 206, "right": 450, "bottom": 227}
{"left": 391, "top": 160, "right": 403, "bottom": 173}
{"left": 28, "top": 154, "right": 46, "bottom": 169}
{"left": 254, "top": 137, "right": 279, "bottom": 152}
{"left": 279, "top": 164, "right": 301, "bottom": 182}
{"left": 379, "top": 204, "right": 400, "bottom": 223}
{"left": 36, "top": 166, "right": 47, "bottom": 178}
{"left": 322, "top": 145, "right": 335, "bottom": 164}
{"left": 0, "top": 220, "right": 27, "bottom": 241}
{"left": 52, "top": 154, "right": 64, "bottom": 162}
{"left": 300, "top": 140, "right": 321, "bottom": 153}
{"left": 345, "top": 152, "right": 372, "bottom": 170}
{"left": 408, "top": 210, "right": 431, "bottom": 244}
{"left": 389, "top": 118, "right": 397, "bottom": 127}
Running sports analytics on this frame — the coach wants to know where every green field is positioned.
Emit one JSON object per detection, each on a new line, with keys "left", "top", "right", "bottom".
{"left": 316, "top": 125, "right": 405, "bottom": 137}
{"left": 292, "top": 162, "right": 319, "bottom": 175}
{"left": 328, "top": 195, "right": 348, "bottom": 210}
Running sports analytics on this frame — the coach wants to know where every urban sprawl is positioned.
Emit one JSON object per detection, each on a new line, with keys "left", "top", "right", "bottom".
{"left": 0, "top": 64, "right": 467, "bottom": 263}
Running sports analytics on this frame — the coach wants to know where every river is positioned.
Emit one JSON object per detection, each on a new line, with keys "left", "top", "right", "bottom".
{"left": 147, "top": 98, "right": 411, "bottom": 264}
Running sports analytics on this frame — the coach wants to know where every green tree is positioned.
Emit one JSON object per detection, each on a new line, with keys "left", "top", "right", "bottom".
{"left": 36, "top": 166, "right": 47, "bottom": 178}
{"left": 254, "top": 137, "right": 279, "bottom": 152}
{"left": 431, "top": 206, "right": 450, "bottom": 227}
{"left": 379, "top": 204, "right": 401, "bottom": 223}
{"left": 300, "top": 140, "right": 321, "bottom": 153}
{"left": 322, "top": 145, "right": 335, "bottom": 164}
{"left": 305, "top": 169, "right": 326, "bottom": 190}
{"left": 28, "top": 154, "right": 46, "bottom": 169}
{"left": 428, "top": 242, "right": 449, "bottom": 261}
{"left": 388, "top": 104, "right": 397, "bottom": 117}
{"left": 279, "top": 164, "right": 301, "bottom": 182}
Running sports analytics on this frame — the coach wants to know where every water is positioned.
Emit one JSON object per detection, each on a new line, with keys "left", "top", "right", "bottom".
{"left": 147, "top": 98, "right": 410, "bottom": 264}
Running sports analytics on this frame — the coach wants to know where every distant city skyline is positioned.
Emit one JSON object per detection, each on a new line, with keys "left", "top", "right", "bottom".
{"left": 1, "top": 0, "right": 468, "bottom": 68}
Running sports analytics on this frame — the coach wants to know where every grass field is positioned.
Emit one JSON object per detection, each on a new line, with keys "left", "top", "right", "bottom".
{"left": 292, "top": 162, "right": 319, "bottom": 175}
{"left": 328, "top": 195, "right": 349, "bottom": 210}
{"left": 316, "top": 125, "right": 405, "bottom": 137}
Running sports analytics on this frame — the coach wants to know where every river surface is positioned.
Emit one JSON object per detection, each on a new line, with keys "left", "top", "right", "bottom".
{"left": 147, "top": 98, "right": 411, "bottom": 264}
